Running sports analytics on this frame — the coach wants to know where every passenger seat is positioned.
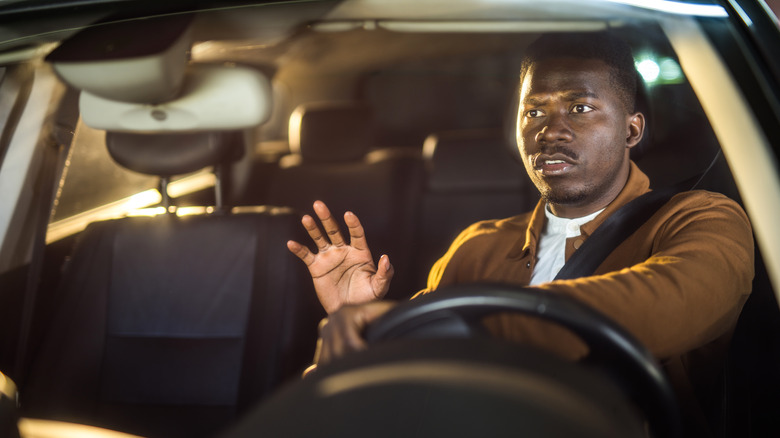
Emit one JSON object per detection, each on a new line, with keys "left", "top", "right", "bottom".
{"left": 25, "top": 28, "right": 323, "bottom": 435}
{"left": 266, "top": 102, "right": 425, "bottom": 299}
{"left": 21, "top": 131, "right": 322, "bottom": 438}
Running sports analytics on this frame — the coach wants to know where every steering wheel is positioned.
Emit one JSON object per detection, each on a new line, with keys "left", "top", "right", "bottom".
{"left": 364, "top": 283, "right": 682, "bottom": 438}
{"left": 221, "top": 283, "right": 682, "bottom": 438}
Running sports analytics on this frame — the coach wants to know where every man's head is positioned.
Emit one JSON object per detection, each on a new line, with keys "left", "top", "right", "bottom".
{"left": 519, "top": 32, "right": 638, "bottom": 114}
{"left": 516, "top": 31, "right": 645, "bottom": 218}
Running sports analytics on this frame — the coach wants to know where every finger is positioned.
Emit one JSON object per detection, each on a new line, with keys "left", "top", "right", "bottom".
{"left": 317, "top": 319, "right": 334, "bottom": 365}
{"left": 344, "top": 211, "right": 369, "bottom": 251}
{"left": 371, "top": 255, "right": 395, "bottom": 299}
{"left": 318, "top": 317, "right": 350, "bottom": 365}
{"left": 312, "top": 318, "right": 328, "bottom": 364}
{"left": 313, "top": 200, "right": 346, "bottom": 247}
{"left": 301, "top": 214, "right": 329, "bottom": 251}
{"left": 286, "top": 240, "right": 315, "bottom": 266}
{"left": 331, "top": 316, "right": 366, "bottom": 361}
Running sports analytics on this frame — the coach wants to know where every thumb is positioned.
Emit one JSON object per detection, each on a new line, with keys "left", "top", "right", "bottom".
{"left": 372, "top": 255, "right": 394, "bottom": 299}
{"left": 357, "top": 299, "right": 397, "bottom": 325}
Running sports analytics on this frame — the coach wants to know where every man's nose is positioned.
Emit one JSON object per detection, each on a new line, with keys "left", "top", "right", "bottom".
{"left": 535, "top": 113, "right": 573, "bottom": 143}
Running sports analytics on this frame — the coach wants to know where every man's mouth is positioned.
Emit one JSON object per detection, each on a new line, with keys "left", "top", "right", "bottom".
{"left": 533, "top": 154, "right": 576, "bottom": 175}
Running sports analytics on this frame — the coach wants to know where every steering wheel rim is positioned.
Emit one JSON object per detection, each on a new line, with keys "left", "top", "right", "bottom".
{"left": 364, "top": 283, "right": 682, "bottom": 438}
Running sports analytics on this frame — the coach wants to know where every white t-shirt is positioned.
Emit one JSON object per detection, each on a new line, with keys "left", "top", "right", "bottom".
{"left": 529, "top": 206, "right": 603, "bottom": 286}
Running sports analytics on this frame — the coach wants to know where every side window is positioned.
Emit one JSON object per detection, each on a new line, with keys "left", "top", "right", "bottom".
{"left": 618, "top": 26, "right": 728, "bottom": 193}
{"left": 0, "top": 63, "right": 52, "bottom": 272}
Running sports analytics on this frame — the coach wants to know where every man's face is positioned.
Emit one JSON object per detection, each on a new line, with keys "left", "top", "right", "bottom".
{"left": 517, "top": 57, "right": 644, "bottom": 218}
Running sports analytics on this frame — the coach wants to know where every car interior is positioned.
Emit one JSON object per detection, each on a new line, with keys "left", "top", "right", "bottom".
{"left": 14, "top": 23, "right": 327, "bottom": 436}
{"left": 0, "top": 1, "right": 778, "bottom": 437}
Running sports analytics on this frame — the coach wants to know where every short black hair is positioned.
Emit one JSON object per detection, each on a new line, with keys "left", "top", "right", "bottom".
{"left": 519, "top": 31, "right": 638, "bottom": 113}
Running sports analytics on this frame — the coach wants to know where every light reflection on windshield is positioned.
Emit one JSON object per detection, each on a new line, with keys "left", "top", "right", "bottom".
{"left": 598, "top": 0, "right": 727, "bottom": 17}
{"left": 51, "top": 119, "right": 158, "bottom": 222}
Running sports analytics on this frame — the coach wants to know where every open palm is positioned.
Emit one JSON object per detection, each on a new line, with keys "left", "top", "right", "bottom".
{"left": 287, "top": 201, "right": 394, "bottom": 314}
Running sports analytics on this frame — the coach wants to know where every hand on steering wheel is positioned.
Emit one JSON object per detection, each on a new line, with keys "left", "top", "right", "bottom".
{"left": 363, "top": 283, "right": 682, "bottom": 438}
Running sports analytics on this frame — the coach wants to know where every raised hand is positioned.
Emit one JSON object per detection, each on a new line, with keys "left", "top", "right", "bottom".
{"left": 287, "top": 200, "right": 394, "bottom": 314}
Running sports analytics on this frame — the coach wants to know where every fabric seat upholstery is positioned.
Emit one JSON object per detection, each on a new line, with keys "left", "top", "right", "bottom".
{"left": 21, "top": 134, "right": 322, "bottom": 438}
{"left": 412, "top": 129, "right": 537, "bottom": 288}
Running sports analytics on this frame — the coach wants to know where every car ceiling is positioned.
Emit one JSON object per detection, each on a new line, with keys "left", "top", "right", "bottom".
{"left": 192, "top": 28, "right": 535, "bottom": 76}
{"left": 0, "top": 0, "right": 656, "bottom": 67}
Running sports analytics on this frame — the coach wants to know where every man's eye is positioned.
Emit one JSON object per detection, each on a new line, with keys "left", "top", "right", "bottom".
{"left": 526, "top": 109, "right": 544, "bottom": 118}
{"left": 571, "top": 104, "right": 593, "bottom": 114}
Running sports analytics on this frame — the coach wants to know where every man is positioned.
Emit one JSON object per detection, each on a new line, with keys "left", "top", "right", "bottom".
{"left": 286, "top": 31, "right": 754, "bottom": 435}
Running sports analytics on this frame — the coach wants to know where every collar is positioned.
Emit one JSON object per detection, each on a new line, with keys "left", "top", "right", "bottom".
{"left": 544, "top": 205, "right": 604, "bottom": 237}
{"left": 512, "top": 161, "right": 651, "bottom": 259}
{"left": 578, "top": 161, "right": 651, "bottom": 237}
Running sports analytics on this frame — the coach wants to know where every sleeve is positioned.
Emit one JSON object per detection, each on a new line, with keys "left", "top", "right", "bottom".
{"left": 537, "top": 193, "right": 754, "bottom": 358}
{"left": 411, "top": 219, "right": 511, "bottom": 299}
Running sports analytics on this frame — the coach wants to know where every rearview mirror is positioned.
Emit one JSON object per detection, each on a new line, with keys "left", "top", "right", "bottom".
{"left": 79, "top": 64, "right": 273, "bottom": 132}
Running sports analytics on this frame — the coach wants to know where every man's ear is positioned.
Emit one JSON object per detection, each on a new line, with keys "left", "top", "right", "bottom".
{"left": 626, "top": 112, "right": 645, "bottom": 149}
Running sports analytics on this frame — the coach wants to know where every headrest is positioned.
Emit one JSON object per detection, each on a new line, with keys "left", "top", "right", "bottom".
{"left": 46, "top": 15, "right": 192, "bottom": 103}
{"left": 80, "top": 64, "right": 273, "bottom": 133}
{"left": 288, "top": 102, "right": 373, "bottom": 163}
{"left": 106, "top": 131, "right": 244, "bottom": 177}
{"left": 423, "top": 129, "right": 527, "bottom": 192}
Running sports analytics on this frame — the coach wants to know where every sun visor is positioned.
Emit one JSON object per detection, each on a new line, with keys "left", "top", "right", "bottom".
{"left": 79, "top": 64, "right": 273, "bottom": 132}
{"left": 46, "top": 15, "right": 192, "bottom": 103}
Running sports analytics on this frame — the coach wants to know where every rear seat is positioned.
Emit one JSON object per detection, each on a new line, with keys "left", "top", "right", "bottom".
{"left": 265, "top": 102, "right": 425, "bottom": 299}
{"left": 411, "top": 129, "right": 538, "bottom": 289}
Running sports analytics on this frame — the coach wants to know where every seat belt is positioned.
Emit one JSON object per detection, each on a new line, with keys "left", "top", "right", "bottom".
{"left": 554, "top": 152, "right": 723, "bottom": 280}
{"left": 553, "top": 185, "right": 680, "bottom": 281}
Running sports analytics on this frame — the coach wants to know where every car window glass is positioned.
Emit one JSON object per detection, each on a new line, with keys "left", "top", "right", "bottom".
{"left": 0, "top": 66, "right": 7, "bottom": 169}
{"left": 762, "top": 0, "right": 780, "bottom": 27}
{"left": 51, "top": 119, "right": 158, "bottom": 223}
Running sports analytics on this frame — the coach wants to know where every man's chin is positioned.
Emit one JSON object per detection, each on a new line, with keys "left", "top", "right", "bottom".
{"left": 540, "top": 189, "right": 587, "bottom": 206}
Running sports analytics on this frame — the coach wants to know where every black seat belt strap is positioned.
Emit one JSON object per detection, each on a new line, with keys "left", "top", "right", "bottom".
{"left": 552, "top": 152, "right": 721, "bottom": 281}
{"left": 553, "top": 186, "right": 679, "bottom": 281}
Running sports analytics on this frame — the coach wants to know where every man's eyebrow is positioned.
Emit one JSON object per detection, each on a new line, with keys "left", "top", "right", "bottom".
{"left": 523, "top": 96, "right": 546, "bottom": 106}
{"left": 523, "top": 90, "right": 600, "bottom": 106}
{"left": 563, "top": 90, "right": 599, "bottom": 100}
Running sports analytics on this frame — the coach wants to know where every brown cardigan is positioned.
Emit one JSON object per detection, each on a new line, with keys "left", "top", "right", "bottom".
{"left": 415, "top": 162, "right": 754, "bottom": 429}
